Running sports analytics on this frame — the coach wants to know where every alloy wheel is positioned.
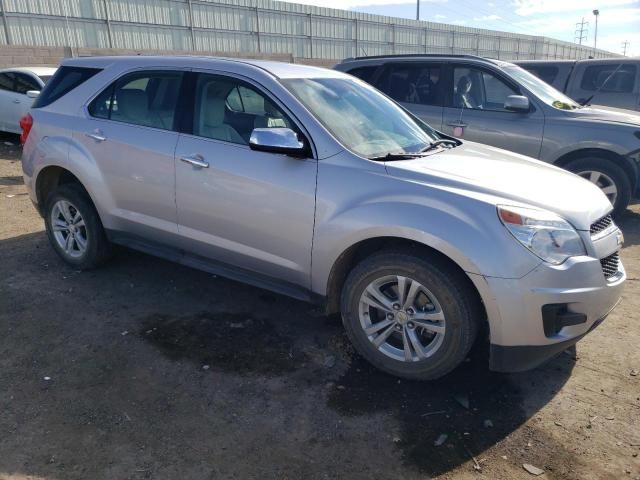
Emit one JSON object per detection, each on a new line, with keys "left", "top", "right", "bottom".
{"left": 577, "top": 170, "right": 618, "bottom": 206}
{"left": 358, "top": 275, "right": 446, "bottom": 362}
{"left": 50, "top": 199, "right": 88, "bottom": 258}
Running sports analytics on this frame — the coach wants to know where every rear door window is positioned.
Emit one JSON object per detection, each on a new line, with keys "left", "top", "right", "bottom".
{"left": 0, "top": 73, "right": 14, "bottom": 92}
{"left": 13, "top": 73, "right": 40, "bottom": 94}
{"left": 88, "top": 71, "right": 184, "bottom": 131}
{"left": 375, "top": 63, "right": 443, "bottom": 106}
{"left": 580, "top": 65, "right": 637, "bottom": 93}
{"left": 345, "top": 66, "right": 379, "bottom": 83}
{"left": 33, "top": 66, "right": 101, "bottom": 108}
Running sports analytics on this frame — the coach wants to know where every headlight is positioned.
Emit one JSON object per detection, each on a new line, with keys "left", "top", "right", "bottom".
{"left": 497, "top": 205, "right": 586, "bottom": 265}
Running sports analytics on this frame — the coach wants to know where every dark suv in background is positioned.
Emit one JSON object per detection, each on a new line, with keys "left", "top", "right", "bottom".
{"left": 335, "top": 54, "right": 640, "bottom": 216}
{"left": 516, "top": 58, "right": 640, "bottom": 111}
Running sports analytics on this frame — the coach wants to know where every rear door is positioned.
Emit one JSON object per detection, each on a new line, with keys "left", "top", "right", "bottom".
{"left": 441, "top": 63, "right": 544, "bottom": 159}
{"left": 373, "top": 62, "right": 445, "bottom": 130}
{"left": 568, "top": 63, "right": 639, "bottom": 110}
{"left": 78, "top": 69, "right": 185, "bottom": 241}
{"left": 174, "top": 71, "right": 317, "bottom": 290}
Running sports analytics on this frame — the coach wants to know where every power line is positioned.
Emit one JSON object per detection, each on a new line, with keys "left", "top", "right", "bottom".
{"left": 574, "top": 17, "right": 588, "bottom": 45}
{"left": 622, "top": 40, "right": 630, "bottom": 56}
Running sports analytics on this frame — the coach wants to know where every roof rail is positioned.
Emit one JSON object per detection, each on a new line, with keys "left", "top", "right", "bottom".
{"left": 342, "top": 53, "right": 491, "bottom": 62}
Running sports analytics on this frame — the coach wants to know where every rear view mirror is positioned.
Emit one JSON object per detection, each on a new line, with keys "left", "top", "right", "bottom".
{"left": 26, "top": 90, "right": 41, "bottom": 98}
{"left": 249, "top": 128, "right": 308, "bottom": 157}
{"left": 504, "top": 95, "right": 530, "bottom": 112}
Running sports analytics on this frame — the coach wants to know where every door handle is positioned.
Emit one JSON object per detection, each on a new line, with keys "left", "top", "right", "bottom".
{"left": 85, "top": 131, "right": 106, "bottom": 142}
{"left": 13, "top": 99, "right": 20, "bottom": 104}
{"left": 180, "top": 154, "right": 209, "bottom": 168}
{"left": 447, "top": 122, "right": 467, "bottom": 128}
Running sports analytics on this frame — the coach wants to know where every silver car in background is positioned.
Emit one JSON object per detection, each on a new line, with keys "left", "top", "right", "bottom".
{"left": 336, "top": 55, "right": 640, "bottom": 216}
{"left": 21, "top": 56, "right": 624, "bottom": 379}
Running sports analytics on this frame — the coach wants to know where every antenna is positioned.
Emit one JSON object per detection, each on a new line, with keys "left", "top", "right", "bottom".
{"left": 622, "top": 40, "right": 630, "bottom": 56}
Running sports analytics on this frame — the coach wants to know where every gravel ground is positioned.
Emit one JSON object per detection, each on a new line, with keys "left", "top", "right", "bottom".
{"left": 1, "top": 131, "right": 639, "bottom": 480}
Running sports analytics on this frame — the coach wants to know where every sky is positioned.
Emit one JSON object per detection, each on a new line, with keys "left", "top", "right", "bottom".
{"left": 278, "top": 0, "right": 640, "bottom": 57}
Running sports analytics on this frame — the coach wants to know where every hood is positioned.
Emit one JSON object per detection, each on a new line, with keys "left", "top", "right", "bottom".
{"left": 385, "top": 142, "right": 612, "bottom": 230}
{"left": 569, "top": 105, "right": 640, "bottom": 126}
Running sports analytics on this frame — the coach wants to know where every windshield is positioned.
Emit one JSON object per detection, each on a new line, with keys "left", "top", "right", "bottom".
{"left": 282, "top": 77, "right": 440, "bottom": 159}
{"left": 503, "top": 65, "right": 581, "bottom": 110}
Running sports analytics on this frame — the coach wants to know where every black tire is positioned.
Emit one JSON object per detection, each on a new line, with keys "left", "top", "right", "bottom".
{"left": 44, "top": 183, "right": 112, "bottom": 270}
{"left": 340, "top": 251, "right": 482, "bottom": 380}
{"left": 565, "top": 157, "right": 632, "bottom": 218}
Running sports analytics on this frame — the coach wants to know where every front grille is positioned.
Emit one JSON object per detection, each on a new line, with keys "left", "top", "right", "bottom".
{"left": 591, "top": 214, "right": 613, "bottom": 236}
{"left": 600, "top": 252, "right": 620, "bottom": 279}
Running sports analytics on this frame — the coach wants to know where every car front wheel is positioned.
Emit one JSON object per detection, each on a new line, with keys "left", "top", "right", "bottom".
{"left": 340, "top": 251, "right": 482, "bottom": 380}
{"left": 566, "top": 157, "right": 631, "bottom": 217}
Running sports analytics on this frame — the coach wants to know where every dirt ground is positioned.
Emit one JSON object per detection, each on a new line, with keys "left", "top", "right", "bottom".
{"left": 0, "top": 131, "right": 639, "bottom": 480}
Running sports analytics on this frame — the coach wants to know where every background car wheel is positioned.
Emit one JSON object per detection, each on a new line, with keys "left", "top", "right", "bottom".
{"left": 44, "top": 184, "right": 111, "bottom": 270}
{"left": 340, "top": 251, "right": 482, "bottom": 380}
{"left": 565, "top": 157, "right": 631, "bottom": 218}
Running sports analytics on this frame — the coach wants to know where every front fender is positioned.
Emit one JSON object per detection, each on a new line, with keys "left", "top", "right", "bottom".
{"left": 311, "top": 156, "right": 541, "bottom": 296}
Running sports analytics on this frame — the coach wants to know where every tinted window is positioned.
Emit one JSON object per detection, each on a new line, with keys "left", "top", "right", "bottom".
{"left": 0, "top": 73, "right": 13, "bottom": 91}
{"left": 33, "top": 66, "right": 101, "bottom": 108}
{"left": 346, "top": 66, "right": 378, "bottom": 83}
{"left": 89, "top": 71, "right": 184, "bottom": 130}
{"left": 193, "top": 74, "right": 293, "bottom": 145}
{"left": 524, "top": 65, "right": 559, "bottom": 85}
{"left": 13, "top": 73, "right": 40, "bottom": 94}
{"left": 453, "top": 66, "right": 517, "bottom": 111}
{"left": 580, "top": 64, "right": 636, "bottom": 93}
{"left": 376, "top": 63, "right": 443, "bottom": 106}
{"left": 39, "top": 75, "right": 53, "bottom": 85}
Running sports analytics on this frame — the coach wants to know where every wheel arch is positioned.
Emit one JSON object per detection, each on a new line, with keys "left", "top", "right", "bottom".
{"left": 553, "top": 148, "right": 638, "bottom": 192}
{"left": 323, "top": 236, "right": 485, "bottom": 320}
{"left": 35, "top": 166, "right": 90, "bottom": 215}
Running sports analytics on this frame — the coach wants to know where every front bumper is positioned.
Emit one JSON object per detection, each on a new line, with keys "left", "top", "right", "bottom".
{"left": 469, "top": 228, "right": 625, "bottom": 373}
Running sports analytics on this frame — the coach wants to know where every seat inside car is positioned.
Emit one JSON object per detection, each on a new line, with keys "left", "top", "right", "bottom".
{"left": 116, "top": 89, "right": 150, "bottom": 126}
{"left": 200, "top": 83, "right": 244, "bottom": 143}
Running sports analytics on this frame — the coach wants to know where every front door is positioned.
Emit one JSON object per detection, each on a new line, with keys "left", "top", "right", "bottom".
{"left": 174, "top": 72, "right": 317, "bottom": 289}
{"left": 442, "top": 64, "right": 545, "bottom": 159}
{"left": 75, "top": 69, "right": 185, "bottom": 240}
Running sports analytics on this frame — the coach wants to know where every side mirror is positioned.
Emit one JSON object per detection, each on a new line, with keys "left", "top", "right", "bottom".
{"left": 249, "top": 128, "right": 308, "bottom": 157}
{"left": 504, "top": 95, "right": 530, "bottom": 112}
{"left": 26, "top": 90, "right": 41, "bottom": 99}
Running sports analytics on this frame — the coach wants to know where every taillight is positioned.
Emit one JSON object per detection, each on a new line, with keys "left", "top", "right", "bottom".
{"left": 19, "top": 113, "right": 33, "bottom": 145}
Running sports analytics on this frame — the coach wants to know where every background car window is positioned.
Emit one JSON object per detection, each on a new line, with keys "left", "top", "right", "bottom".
{"left": 89, "top": 71, "right": 183, "bottom": 130}
{"left": 580, "top": 65, "right": 636, "bottom": 93}
{"left": 0, "top": 73, "right": 13, "bottom": 91}
{"left": 193, "top": 75, "right": 292, "bottom": 144}
{"left": 346, "top": 66, "right": 378, "bottom": 83}
{"left": 13, "top": 73, "right": 40, "bottom": 94}
{"left": 453, "top": 67, "right": 517, "bottom": 111}
{"left": 525, "top": 65, "right": 559, "bottom": 85}
{"left": 376, "top": 63, "right": 442, "bottom": 106}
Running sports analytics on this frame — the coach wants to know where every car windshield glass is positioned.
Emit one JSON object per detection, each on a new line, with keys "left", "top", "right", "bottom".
{"left": 503, "top": 65, "right": 581, "bottom": 110}
{"left": 281, "top": 77, "right": 440, "bottom": 159}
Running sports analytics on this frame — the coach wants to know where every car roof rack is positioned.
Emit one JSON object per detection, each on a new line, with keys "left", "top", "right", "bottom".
{"left": 342, "top": 53, "right": 495, "bottom": 63}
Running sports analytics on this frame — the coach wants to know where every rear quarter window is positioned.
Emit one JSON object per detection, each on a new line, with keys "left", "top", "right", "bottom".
{"left": 32, "top": 66, "right": 101, "bottom": 108}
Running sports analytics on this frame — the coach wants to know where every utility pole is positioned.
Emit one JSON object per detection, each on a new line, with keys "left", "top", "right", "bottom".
{"left": 592, "top": 9, "right": 599, "bottom": 53}
{"left": 416, "top": 0, "right": 419, "bottom": 21}
{"left": 574, "top": 17, "right": 588, "bottom": 45}
{"left": 622, "top": 40, "right": 629, "bottom": 56}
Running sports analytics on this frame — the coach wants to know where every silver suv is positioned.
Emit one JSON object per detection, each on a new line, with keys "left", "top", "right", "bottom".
{"left": 335, "top": 55, "right": 640, "bottom": 216}
{"left": 21, "top": 56, "right": 625, "bottom": 380}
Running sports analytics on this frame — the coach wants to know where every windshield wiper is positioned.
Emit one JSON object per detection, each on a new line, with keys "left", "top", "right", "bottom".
{"left": 368, "top": 152, "right": 426, "bottom": 161}
{"left": 419, "top": 138, "right": 459, "bottom": 153}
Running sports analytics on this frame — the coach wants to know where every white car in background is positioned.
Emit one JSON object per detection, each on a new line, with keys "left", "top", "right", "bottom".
{"left": 0, "top": 67, "right": 57, "bottom": 135}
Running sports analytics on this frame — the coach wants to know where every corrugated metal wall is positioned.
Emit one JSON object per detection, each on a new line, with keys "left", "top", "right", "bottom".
{"left": 0, "top": 0, "right": 617, "bottom": 60}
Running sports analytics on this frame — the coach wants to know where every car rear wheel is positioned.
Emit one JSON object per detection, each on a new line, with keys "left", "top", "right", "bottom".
{"left": 565, "top": 157, "right": 631, "bottom": 217}
{"left": 340, "top": 251, "right": 482, "bottom": 380}
{"left": 44, "top": 184, "right": 111, "bottom": 270}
